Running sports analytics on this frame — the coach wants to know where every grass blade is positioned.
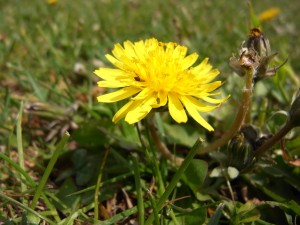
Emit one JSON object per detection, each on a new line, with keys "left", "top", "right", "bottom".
{"left": 132, "top": 156, "right": 144, "bottom": 225}
{"left": 0, "top": 192, "right": 56, "bottom": 225}
{"left": 94, "top": 148, "right": 110, "bottom": 223}
{"left": 145, "top": 138, "right": 203, "bottom": 225}
{"left": 207, "top": 203, "right": 225, "bottom": 225}
{"left": 30, "top": 132, "right": 70, "bottom": 209}
{"left": 16, "top": 101, "right": 26, "bottom": 201}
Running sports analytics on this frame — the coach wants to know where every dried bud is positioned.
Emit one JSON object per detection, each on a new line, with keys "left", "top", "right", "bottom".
{"left": 229, "top": 45, "right": 258, "bottom": 77}
{"left": 230, "top": 28, "right": 287, "bottom": 82}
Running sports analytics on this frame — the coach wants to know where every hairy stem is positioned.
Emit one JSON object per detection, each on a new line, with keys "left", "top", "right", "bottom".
{"left": 254, "top": 121, "right": 293, "bottom": 158}
{"left": 197, "top": 69, "right": 254, "bottom": 155}
{"left": 148, "top": 116, "right": 184, "bottom": 166}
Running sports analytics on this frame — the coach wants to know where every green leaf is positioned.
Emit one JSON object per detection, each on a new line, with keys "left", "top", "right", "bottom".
{"left": 72, "top": 122, "right": 109, "bottom": 147}
{"left": 164, "top": 123, "right": 199, "bottom": 147}
{"left": 55, "top": 178, "right": 80, "bottom": 212}
{"left": 239, "top": 209, "right": 261, "bottom": 223}
{"left": 176, "top": 207, "right": 206, "bottom": 225}
{"left": 182, "top": 159, "right": 208, "bottom": 193}
{"left": 237, "top": 202, "right": 261, "bottom": 223}
{"left": 26, "top": 212, "right": 41, "bottom": 225}
{"left": 237, "top": 201, "right": 256, "bottom": 214}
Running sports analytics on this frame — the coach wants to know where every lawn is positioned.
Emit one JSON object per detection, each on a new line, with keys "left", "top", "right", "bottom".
{"left": 1, "top": 0, "right": 300, "bottom": 224}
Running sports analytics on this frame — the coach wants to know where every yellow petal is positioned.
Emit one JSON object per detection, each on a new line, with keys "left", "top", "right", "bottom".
{"left": 94, "top": 68, "right": 127, "bottom": 81}
{"left": 201, "top": 95, "right": 230, "bottom": 104}
{"left": 181, "top": 97, "right": 214, "bottom": 131}
{"left": 197, "top": 81, "right": 222, "bottom": 93}
{"left": 97, "top": 80, "right": 127, "bottom": 88}
{"left": 192, "top": 57, "right": 209, "bottom": 73}
{"left": 131, "top": 88, "right": 152, "bottom": 100}
{"left": 168, "top": 93, "right": 187, "bottom": 123}
{"left": 124, "top": 40, "right": 137, "bottom": 58}
{"left": 97, "top": 87, "right": 140, "bottom": 103}
{"left": 134, "top": 41, "right": 146, "bottom": 61}
{"left": 113, "top": 100, "right": 139, "bottom": 123}
{"left": 195, "top": 69, "right": 220, "bottom": 83}
{"left": 112, "top": 43, "right": 126, "bottom": 60}
{"left": 173, "top": 45, "right": 187, "bottom": 60}
{"left": 125, "top": 97, "right": 155, "bottom": 123}
{"left": 156, "top": 91, "right": 168, "bottom": 107}
{"left": 105, "top": 54, "right": 124, "bottom": 69}
{"left": 125, "top": 105, "right": 152, "bottom": 124}
{"left": 181, "top": 95, "right": 218, "bottom": 112}
{"left": 180, "top": 53, "right": 198, "bottom": 70}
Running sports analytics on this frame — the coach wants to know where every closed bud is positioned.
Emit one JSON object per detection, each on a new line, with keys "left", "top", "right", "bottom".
{"left": 246, "top": 28, "right": 271, "bottom": 58}
{"left": 226, "top": 128, "right": 256, "bottom": 172}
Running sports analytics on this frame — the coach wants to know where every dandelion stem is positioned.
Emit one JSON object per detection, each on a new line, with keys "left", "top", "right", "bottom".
{"left": 254, "top": 121, "right": 293, "bottom": 158}
{"left": 198, "top": 68, "right": 254, "bottom": 155}
{"left": 148, "top": 116, "right": 184, "bottom": 166}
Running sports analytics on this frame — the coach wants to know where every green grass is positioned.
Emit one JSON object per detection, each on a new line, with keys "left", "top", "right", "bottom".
{"left": 1, "top": 0, "right": 300, "bottom": 224}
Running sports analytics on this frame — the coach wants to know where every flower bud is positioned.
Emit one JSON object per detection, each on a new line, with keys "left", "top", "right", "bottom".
{"left": 226, "top": 126, "right": 257, "bottom": 172}
{"left": 246, "top": 28, "right": 271, "bottom": 58}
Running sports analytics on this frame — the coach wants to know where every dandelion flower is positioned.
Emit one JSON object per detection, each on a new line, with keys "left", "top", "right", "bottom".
{"left": 47, "top": 0, "right": 58, "bottom": 4}
{"left": 258, "top": 7, "right": 280, "bottom": 22}
{"left": 95, "top": 38, "right": 229, "bottom": 131}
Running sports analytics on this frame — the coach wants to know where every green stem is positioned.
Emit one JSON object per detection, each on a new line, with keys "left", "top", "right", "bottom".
{"left": 254, "top": 121, "right": 293, "bottom": 158}
{"left": 94, "top": 148, "right": 110, "bottom": 224}
{"left": 30, "top": 132, "right": 70, "bottom": 209}
{"left": 144, "top": 138, "right": 203, "bottom": 225}
{"left": 197, "top": 69, "right": 254, "bottom": 155}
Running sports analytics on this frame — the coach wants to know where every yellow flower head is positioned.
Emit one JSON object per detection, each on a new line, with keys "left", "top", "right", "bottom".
{"left": 95, "top": 38, "right": 229, "bottom": 131}
{"left": 47, "top": 0, "right": 58, "bottom": 4}
{"left": 258, "top": 7, "right": 280, "bottom": 22}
